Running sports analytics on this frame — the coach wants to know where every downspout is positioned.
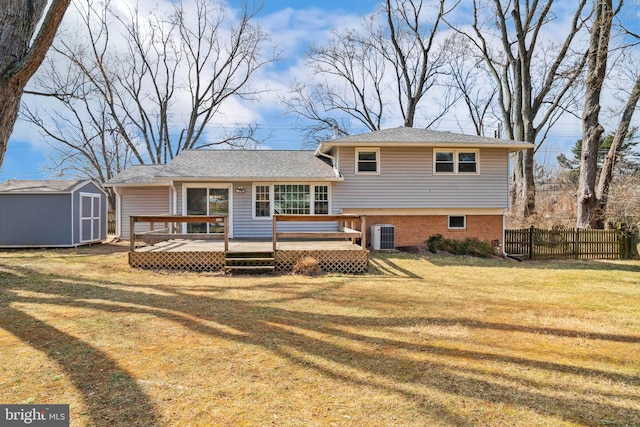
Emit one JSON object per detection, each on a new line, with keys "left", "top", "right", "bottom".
{"left": 170, "top": 181, "right": 177, "bottom": 215}
{"left": 70, "top": 190, "right": 75, "bottom": 246}
{"left": 113, "top": 187, "right": 122, "bottom": 239}
{"left": 502, "top": 209, "right": 522, "bottom": 262}
{"left": 315, "top": 150, "right": 340, "bottom": 178}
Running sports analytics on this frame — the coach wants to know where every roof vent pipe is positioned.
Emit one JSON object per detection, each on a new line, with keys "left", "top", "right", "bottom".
{"left": 332, "top": 124, "right": 339, "bottom": 139}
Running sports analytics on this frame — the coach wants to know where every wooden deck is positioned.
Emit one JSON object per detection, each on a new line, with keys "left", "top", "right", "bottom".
{"left": 128, "top": 214, "right": 370, "bottom": 273}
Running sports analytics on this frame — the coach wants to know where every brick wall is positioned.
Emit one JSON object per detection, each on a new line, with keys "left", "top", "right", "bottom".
{"left": 366, "top": 215, "right": 503, "bottom": 248}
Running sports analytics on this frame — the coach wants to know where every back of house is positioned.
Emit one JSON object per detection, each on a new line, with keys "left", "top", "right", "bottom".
{"left": 106, "top": 127, "right": 532, "bottom": 251}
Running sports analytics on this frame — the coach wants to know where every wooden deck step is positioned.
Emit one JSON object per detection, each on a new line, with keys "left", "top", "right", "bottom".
{"left": 225, "top": 265, "right": 276, "bottom": 271}
{"left": 225, "top": 257, "right": 275, "bottom": 262}
{"left": 224, "top": 251, "right": 275, "bottom": 274}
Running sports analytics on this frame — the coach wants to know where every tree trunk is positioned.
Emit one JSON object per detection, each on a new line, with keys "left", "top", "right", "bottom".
{"left": 594, "top": 73, "right": 640, "bottom": 228}
{"left": 0, "top": 80, "right": 22, "bottom": 168}
{"left": 576, "top": 0, "right": 612, "bottom": 229}
{"left": 0, "top": 0, "right": 70, "bottom": 171}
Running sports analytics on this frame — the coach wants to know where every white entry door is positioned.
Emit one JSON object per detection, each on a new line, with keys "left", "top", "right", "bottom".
{"left": 80, "top": 193, "right": 102, "bottom": 242}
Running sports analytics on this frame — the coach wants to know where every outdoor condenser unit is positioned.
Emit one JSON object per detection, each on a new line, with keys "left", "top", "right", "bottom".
{"left": 371, "top": 224, "right": 395, "bottom": 250}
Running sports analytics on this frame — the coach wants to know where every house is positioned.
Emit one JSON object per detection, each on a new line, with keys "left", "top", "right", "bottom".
{"left": 0, "top": 179, "right": 108, "bottom": 248}
{"left": 106, "top": 127, "right": 533, "bottom": 251}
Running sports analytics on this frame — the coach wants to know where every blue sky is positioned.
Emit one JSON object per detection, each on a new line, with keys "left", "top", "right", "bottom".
{"left": 1, "top": 0, "right": 637, "bottom": 181}
{"left": 1, "top": 0, "right": 380, "bottom": 181}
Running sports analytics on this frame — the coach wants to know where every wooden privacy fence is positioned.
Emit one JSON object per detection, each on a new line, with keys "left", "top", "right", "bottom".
{"left": 504, "top": 227, "right": 634, "bottom": 260}
{"left": 108, "top": 210, "right": 116, "bottom": 234}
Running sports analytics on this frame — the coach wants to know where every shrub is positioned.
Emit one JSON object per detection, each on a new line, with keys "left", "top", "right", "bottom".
{"left": 292, "top": 256, "right": 323, "bottom": 276}
{"left": 426, "top": 235, "right": 494, "bottom": 257}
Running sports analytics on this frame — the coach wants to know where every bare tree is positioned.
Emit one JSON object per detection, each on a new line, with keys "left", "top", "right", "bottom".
{"left": 444, "top": 33, "right": 498, "bottom": 136}
{"left": 577, "top": 2, "right": 640, "bottom": 228}
{"left": 447, "top": 0, "right": 591, "bottom": 219}
{"left": 283, "top": 0, "right": 458, "bottom": 145}
{"left": 22, "top": 0, "right": 275, "bottom": 188}
{"left": 595, "top": 72, "right": 640, "bottom": 227}
{"left": 577, "top": 0, "right": 616, "bottom": 228}
{"left": 0, "top": 0, "right": 70, "bottom": 170}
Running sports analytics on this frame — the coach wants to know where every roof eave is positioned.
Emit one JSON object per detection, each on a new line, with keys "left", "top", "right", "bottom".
{"left": 155, "top": 176, "right": 344, "bottom": 182}
{"left": 319, "top": 141, "right": 534, "bottom": 151}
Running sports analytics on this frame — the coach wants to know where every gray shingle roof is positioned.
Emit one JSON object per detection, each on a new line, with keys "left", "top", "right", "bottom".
{"left": 0, "top": 179, "right": 90, "bottom": 193}
{"left": 104, "top": 165, "right": 167, "bottom": 186}
{"left": 156, "top": 150, "right": 337, "bottom": 180}
{"left": 320, "top": 126, "right": 533, "bottom": 149}
{"left": 105, "top": 151, "right": 338, "bottom": 185}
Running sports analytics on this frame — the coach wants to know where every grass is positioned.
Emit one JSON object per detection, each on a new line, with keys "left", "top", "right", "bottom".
{"left": 0, "top": 244, "right": 639, "bottom": 426}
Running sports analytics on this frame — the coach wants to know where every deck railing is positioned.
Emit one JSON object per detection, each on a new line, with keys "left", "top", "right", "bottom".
{"left": 130, "top": 215, "right": 229, "bottom": 252}
{"left": 272, "top": 214, "right": 366, "bottom": 251}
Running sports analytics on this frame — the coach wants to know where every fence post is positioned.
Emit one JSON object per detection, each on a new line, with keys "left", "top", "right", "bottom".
{"left": 573, "top": 228, "right": 579, "bottom": 259}
{"left": 528, "top": 226, "right": 535, "bottom": 260}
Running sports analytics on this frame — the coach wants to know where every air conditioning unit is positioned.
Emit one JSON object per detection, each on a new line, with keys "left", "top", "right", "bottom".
{"left": 371, "top": 224, "right": 395, "bottom": 250}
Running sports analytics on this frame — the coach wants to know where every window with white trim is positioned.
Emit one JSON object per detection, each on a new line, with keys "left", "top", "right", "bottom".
{"left": 355, "top": 148, "right": 379, "bottom": 174}
{"left": 255, "top": 185, "right": 270, "bottom": 217}
{"left": 275, "top": 184, "right": 310, "bottom": 215}
{"left": 253, "top": 184, "right": 330, "bottom": 218}
{"left": 434, "top": 150, "right": 478, "bottom": 174}
{"left": 448, "top": 215, "right": 466, "bottom": 229}
{"left": 314, "top": 185, "right": 329, "bottom": 214}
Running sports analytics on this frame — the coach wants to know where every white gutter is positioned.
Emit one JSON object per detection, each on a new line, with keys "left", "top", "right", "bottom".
{"left": 114, "top": 187, "right": 122, "bottom": 239}
{"left": 170, "top": 181, "right": 177, "bottom": 215}
{"left": 315, "top": 151, "right": 341, "bottom": 178}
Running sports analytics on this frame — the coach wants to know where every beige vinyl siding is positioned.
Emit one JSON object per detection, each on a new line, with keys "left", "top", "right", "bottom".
{"left": 119, "top": 186, "right": 170, "bottom": 239}
{"left": 333, "top": 146, "right": 510, "bottom": 210}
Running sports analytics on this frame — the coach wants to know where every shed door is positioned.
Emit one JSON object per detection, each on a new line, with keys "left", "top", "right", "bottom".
{"left": 80, "top": 193, "right": 102, "bottom": 242}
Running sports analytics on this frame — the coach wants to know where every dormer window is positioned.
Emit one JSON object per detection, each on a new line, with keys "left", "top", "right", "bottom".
{"left": 356, "top": 148, "right": 380, "bottom": 174}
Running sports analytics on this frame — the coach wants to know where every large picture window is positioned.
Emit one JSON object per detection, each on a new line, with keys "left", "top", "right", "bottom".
{"left": 275, "top": 184, "right": 310, "bottom": 215}
{"left": 253, "top": 184, "right": 330, "bottom": 218}
{"left": 434, "top": 150, "right": 478, "bottom": 174}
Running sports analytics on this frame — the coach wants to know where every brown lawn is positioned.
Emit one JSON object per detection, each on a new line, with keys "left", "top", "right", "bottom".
{"left": 0, "top": 243, "right": 638, "bottom": 426}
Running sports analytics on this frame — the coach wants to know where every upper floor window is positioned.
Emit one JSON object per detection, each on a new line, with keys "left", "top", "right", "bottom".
{"left": 355, "top": 148, "right": 380, "bottom": 174}
{"left": 434, "top": 150, "right": 478, "bottom": 174}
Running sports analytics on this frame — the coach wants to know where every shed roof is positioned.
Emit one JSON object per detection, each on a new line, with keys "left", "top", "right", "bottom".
{"left": 0, "top": 179, "right": 96, "bottom": 194}
{"left": 318, "top": 126, "right": 534, "bottom": 151}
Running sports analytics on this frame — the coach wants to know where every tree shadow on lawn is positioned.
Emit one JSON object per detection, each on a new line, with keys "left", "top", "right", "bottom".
{"left": 372, "top": 252, "right": 640, "bottom": 273}
{"left": 1, "top": 265, "right": 639, "bottom": 426}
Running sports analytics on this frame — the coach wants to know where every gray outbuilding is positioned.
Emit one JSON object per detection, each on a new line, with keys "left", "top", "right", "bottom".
{"left": 0, "top": 179, "right": 108, "bottom": 248}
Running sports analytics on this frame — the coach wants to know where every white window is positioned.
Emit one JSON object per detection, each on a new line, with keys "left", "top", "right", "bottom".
{"left": 434, "top": 150, "right": 478, "bottom": 174}
{"left": 275, "top": 184, "right": 310, "bottom": 215}
{"left": 253, "top": 184, "right": 330, "bottom": 218}
{"left": 448, "top": 215, "right": 466, "bottom": 229}
{"left": 355, "top": 148, "right": 380, "bottom": 174}
{"left": 255, "top": 185, "right": 270, "bottom": 218}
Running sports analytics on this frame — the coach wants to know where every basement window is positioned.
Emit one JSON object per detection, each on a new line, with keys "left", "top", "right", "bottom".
{"left": 448, "top": 216, "right": 466, "bottom": 229}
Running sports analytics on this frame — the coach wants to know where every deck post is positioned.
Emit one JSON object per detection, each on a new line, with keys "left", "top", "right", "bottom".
{"left": 130, "top": 216, "right": 136, "bottom": 252}
{"left": 224, "top": 216, "right": 229, "bottom": 252}
{"left": 360, "top": 215, "right": 366, "bottom": 249}
{"left": 272, "top": 216, "right": 277, "bottom": 252}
